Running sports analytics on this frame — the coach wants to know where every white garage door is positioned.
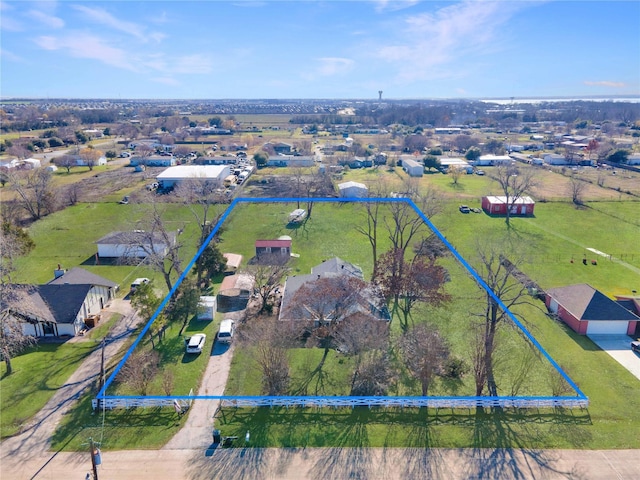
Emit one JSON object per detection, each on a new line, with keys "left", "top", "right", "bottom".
{"left": 587, "top": 321, "right": 628, "bottom": 335}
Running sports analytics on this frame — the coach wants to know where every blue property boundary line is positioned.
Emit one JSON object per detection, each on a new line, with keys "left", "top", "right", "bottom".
{"left": 96, "top": 196, "right": 588, "bottom": 407}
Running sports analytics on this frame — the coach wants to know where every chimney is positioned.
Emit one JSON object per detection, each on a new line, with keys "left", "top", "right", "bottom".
{"left": 53, "top": 264, "right": 65, "bottom": 279}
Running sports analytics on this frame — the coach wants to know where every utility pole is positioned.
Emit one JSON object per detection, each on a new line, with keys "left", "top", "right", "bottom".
{"left": 99, "top": 337, "right": 106, "bottom": 392}
{"left": 89, "top": 437, "right": 99, "bottom": 480}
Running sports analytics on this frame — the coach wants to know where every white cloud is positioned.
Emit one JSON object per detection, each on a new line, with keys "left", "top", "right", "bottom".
{"left": 373, "top": 0, "right": 420, "bottom": 14}
{"left": 0, "top": 48, "right": 26, "bottom": 63}
{"left": 71, "top": 5, "right": 162, "bottom": 43}
{"left": 34, "top": 33, "right": 137, "bottom": 71}
{"left": 151, "top": 76, "right": 180, "bottom": 86}
{"left": 28, "top": 9, "right": 64, "bottom": 29}
{"left": 301, "top": 57, "right": 354, "bottom": 82}
{"left": 374, "top": 1, "right": 525, "bottom": 83}
{"left": 584, "top": 80, "right": 626, "bottom": 88}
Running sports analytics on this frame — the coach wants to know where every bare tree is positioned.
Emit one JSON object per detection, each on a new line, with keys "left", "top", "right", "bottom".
{"left": 0, "top": 286, "right": 39, "bottom": 375}
{"left": 246, "top": 258, "right": 290, "bottom": 314}
{"left": 374, "top": 249, "right": 451, "bottom": 331}
{"left": 493, "top": 164, "right": 538, "bottom": 227}
{"left": 568, "top": 175, "right": 587, "bottom": 206}
{"left": 448, "top": 165, "right": 465, "bottom": 185}
{"left": 54, "top": 154, "right": 77, "bottom": 173}
{"left": 474, "top": 240, "right": 532, "bottom": 397}
{"left": 125, "top": 202, "right": 184, "bottom": 292}
{"left": 79, "top": 147, "right": 103, "bottom": 171}
{"left": 173, "top": 178, "right": 225, "bottom": 285}
{"left": 118, "top": 350, "right": 160, "bottom": 396}
{"left": 350, "top": 350, "right": 393, "bottom": 396}
{"left": 283, "top": 275, "right": 372, "bottom": 369}
{"left": 240, "top": 316, "right": 299, "bottom": 395}
{"left": 398, "top": 323, "right": 449, "bottom": 396}
{"left": 134, "top": 143, "right": 154, "bottom": 158}
{"left": 355, "top": 180, "right": 390, "bottom": 280}
{"left": 7, "top": 168, "right": 57, "bottom": 221}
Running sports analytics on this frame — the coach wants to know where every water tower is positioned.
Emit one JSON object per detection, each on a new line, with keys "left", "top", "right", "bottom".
{"left": 378, "top": 90, "right": 383, "bottom": 101}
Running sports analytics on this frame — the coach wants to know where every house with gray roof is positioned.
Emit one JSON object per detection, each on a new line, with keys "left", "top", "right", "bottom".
{"left": 278, "top": 257, "right": 389, "bottom": 324}
{"left": 546, "top": 283, "right": 640, "bottom": 335}
{"left": 8, "top": 268, "right": 118, "bottom": 338}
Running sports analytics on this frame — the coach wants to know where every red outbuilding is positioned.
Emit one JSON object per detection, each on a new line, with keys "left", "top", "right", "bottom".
{"left": 481, "top": 195, "right": 535, "bottom": 216}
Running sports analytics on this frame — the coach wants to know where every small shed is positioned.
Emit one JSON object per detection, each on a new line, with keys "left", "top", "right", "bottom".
{"left": 481, "top": 196, "right": 535, "bottom": 216}
{"left": 546, "top": 284, "right": 640, "bottom": 335}
{"left": 402, "top": 158, "right": 424, "bottom": 177}
{"left": 338, "top": 181, "right": 368, "bottom": 198}
{"left": 255, "top": 239, "right": 292, "bottom": 258}
{"left": 197, "top": 296, "right": 217, "bottom": 321}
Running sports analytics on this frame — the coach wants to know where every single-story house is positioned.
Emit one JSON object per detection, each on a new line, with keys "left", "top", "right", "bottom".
{"left": 95, "top": 230, "right": 176, "bottom": 258}
{"left": 278, "top": 257, "right": 390, "bottom": 323}
{"left": 266, "top": 155, "right": 316, "bottom": 168}
{"left": 402, "top": 158, "right": 424, "bottom": 177}
{"left": 481, "top": 195, "right": 535, "bottom": 216}
{"left": 440, "top": 158, "right": 473, "bottom": 173}
{"left": 9, "top": 268, "right": 118, "bottom": 338}
{"left": 543, "top": 154, "right": 568, "bottom": 166}
{"left": 338, "top": 181, "right": 368, "bottom": 198}
{"left": 255, "top": 239, "right": 292, "bottom": 258}
{"left": 474, "top": 155, "right": 512, "bottom": 166}
{"left": 130, "top": 155, "right": 176, "bottom": 167}
{"left": 546, "top": 284, "right": 640, "bottom": 335}
{"left": 156, "top": 165, "right": 230, "bottom": 190}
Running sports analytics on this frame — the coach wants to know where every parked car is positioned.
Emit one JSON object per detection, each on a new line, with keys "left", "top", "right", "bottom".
{"left": 632, "top": 341, "right": 640, "bottom": 353}
{"left": 129, "top": 277, "right": 150, "bottom": 294}
{"left": 186, "top": 333, "right": 207, "bottom": 354}
{"left": 217, "top": 319, "right": 235, "bottom": 344}
{"left": 459, "top": 205, "right": 470, "bottom": 213}
{"left": 475, "top": 170, "right": 485, "bottom": 175}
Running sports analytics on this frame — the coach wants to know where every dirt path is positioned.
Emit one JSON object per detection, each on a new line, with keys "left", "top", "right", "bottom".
{"left": 0, "top": 299, "right": 142, "bottom": 475}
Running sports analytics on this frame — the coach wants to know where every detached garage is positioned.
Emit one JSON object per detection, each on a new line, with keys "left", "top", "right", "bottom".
{"left": 338, "top": 181, "right": 368, "bottom": 198}
{"left": 546, "top": 283, "right": 640, "bottom": 335}
{"left": 482, "top": 195, "right": 535, "bottom": 216}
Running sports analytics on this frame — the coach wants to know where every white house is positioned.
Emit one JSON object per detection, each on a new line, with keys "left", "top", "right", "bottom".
{"left": 475, "top": 155, "right": 512, "bottom": 166}
{"left": 338, "top": 181, "right": 368, "bottom": 198}
{"left": 95, "top": 230, "right": 176, "bottom": 258}
{"left": 12, "top": 268, "right": 118, "bottom": 338}
{"left": 544, "top": 154, "right": 568, "bottom": 165}
{"left": 156, "top": 165, "right": 230, "bottom": 190}
{"left": 402, "top": 158, "right": 424, "bottom": 177}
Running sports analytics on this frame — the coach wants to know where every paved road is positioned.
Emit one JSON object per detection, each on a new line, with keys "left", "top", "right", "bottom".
{"left": 0, "top": 299, "right": 142, "bottom": 478}
{"left": 1, "top": 447, "right": 639, "bottom": 479}
{"left": 2, "top": 301, "right": 639, "bottom": 479}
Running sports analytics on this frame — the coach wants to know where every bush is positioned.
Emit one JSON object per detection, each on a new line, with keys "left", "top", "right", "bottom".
{"left": 442, "top": 357, "right": 469, "bottom": 379}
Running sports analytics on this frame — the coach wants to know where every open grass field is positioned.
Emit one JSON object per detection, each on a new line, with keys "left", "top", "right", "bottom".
{"left": 213, "top": 201, "right": 640, "bottom": 449}
{"left": 5, "top": 173, "right": 640, "bottom": 450}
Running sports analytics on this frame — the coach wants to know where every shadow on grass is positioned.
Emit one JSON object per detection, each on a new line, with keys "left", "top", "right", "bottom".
{"left": 185, "top": 406, "right": 592, "bottom": 480}
{"left": 468, "top": 406, "right": 593, "bottom": 478}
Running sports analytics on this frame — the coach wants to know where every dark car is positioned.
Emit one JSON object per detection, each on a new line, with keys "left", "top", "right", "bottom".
{"left": 631, "top": 341, "right": 640, "bottom": 353}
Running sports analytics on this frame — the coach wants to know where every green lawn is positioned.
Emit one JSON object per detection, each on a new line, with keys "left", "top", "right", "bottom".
{"left": 7, "top": 195, "right": 640, "bottom": 451}
{"left": 0, "top": 317, "right": 119, "bottom": 439}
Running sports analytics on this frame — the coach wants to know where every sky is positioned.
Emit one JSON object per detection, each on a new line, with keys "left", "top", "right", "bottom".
{"left": 1, "top": 0, "right": 639, "bottom": 100}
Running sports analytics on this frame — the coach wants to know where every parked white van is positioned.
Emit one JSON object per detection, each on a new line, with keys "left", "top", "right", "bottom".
{"left": 217, "top": 319, "right": 235, "bottom": 344}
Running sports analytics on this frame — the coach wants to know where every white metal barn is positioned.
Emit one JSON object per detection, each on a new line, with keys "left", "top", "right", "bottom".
{"left": 156, "top": 165, "right": 231, "bottom": 190}
{"left": 338, "top": 181, "right": 368, "bottom": 198}
{"left": 402, "top": 158, "right": 424, "bottom": 177}
{"left": 95, "top": 231, "right": 176, "bottom": 258}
